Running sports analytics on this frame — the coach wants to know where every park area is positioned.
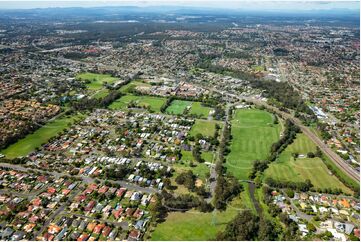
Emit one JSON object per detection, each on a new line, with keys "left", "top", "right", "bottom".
{"left": 166, "top": 100, "right": 192, "bottom": 115}
{"left": 189, "top": 102, "right": 213, "bottom": 119}
{"left": 264, "top": 133, "right": 351, "bottom": 193}
{"left": 189, "top": 119, "right": 221, "bottom": 138}
{"left": 119, "top": 80, "right": 151, "bottom": 93}
{"left": 0, "top": 113, "right": 83, "bottom": 159}
{"left": 108, "top": 94, "right": 166, "bottom": 112}
{"left": 225, "top": 108, "right": 281, "bottom": 180}
{"left": 76, "top": 72, "right": 118, "bottom": 91}
{"left": 151, "top": 197, "right": 244, "bottom": 241}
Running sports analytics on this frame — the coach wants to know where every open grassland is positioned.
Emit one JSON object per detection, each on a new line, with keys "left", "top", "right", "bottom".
{"left": 108, "top": 94, "right": 166, "bottom": 112}
{"left": 174, "top": 154, "right": 210, "bottom": 182}
{"left": 264, "top": 133, "right": 352, "bottom": 193}
{"left": 226, "top": 109, "right": 281, "bottom": 180}
{"left": 166, "top": 100, "right": 192, "bottom": 115}
{"left": 92, "top": 89, "right": 109, "bottom": 99}
{"left": 1, "top": 113, "right": 83, "bottom": 159}
{"left": 119, "top": 80, "right": 150, "bottom": 93}
{"left": 189, "top": 119, "right": 222, "bottom": 137}
{"left": 151, "top": 197, "right": 244, "bottom": 241}
{"left": 76, "top": 72, "right": 118, "bottom": 90}
{"left": 189, "top": 102, "right": 213, "bottom": 119}
{"left": 201, "top": 151, "right": 215, "bottom": 163}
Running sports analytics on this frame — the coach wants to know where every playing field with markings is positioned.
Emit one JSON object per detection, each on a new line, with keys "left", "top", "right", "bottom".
{"left": 226, "top": 108, "right": 281, "bottom": 180}
{"left": 264, "top": 133, "right": 352, "bottom": 193}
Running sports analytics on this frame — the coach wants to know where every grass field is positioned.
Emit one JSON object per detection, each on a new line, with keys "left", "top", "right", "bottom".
{"left": 76, "top": 72, "right": 118, "bottom": 91}
{"left": 119, "top": 81, "right": 150, "bottom": 93}
{"left": 201, "top": 151, "right": 215, "bottom": 163}
{"left": 151, "top": 197, "right": 244, "bottom": 241}
{"left": 176, "top": 150, "right": 210, "bottom": 181}
{"left": 189, "top": 119, "right": 221, "bottom": 138}
{"left": 0, "top": 114, "right": 83, "bottom": 159}
{"left": 226, "top": 109, "right": 281, "bottom": 180}
{"left": 166, "top": 100, "right": 192, "bottom": 115}
{"left": 264, "top": 133, "right": 352, "bottom": 193}
{"left": 251, "top": 65, "right": 265, "bottom": 71}
{"left": 92, "top": 89, "right": 109, "bottom": 99}
{"left": 108, "top": 94, "right": 166, "bottom": 112}
{"left": 189, "top": 102, "right": 213, "bottom": 119}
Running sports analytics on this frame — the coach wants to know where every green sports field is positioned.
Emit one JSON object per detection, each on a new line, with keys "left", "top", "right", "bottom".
{"left": 189, "top": 102, "right": 213, "bottom": 119}
{"left": 264, "top": 133, "right": 352, "bottom": 193}
{"left": 108, "top": 94, "right": 166, "bottom": 112}
{"left": 166, "top": 100, "right": 192, "bottom": 115}
{"left": 0, "top": 114, "right": 83, "bottom": 159}
{"left": 226, "top": 109, "right": 281, "bottom": 180}
{"left": 76, "top": 72, "right": 118, "bottom": 90}
{"left": 189, "top": 119, "right": 221, "bottom": 138}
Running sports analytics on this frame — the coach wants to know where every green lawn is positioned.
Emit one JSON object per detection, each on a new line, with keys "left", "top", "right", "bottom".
{"left": 108, "top": 94, "right": 166, "bottom": 112}
{"left": 264, "top": 133, "right": 352, "bottom": 193}
{"left": 252, "top": 65, "right": 265, "bottom": 71}
{"left": 0, "top": 114, "right": 83, "bottom": 159}
{"left": 119, "top": 81, "right": 150, "bottom": 93}
{"left": 166, "top": 100, "right": 192, "bottom": 115}
{"left": 201, "top": 151, "right": 215, "bottom": 163}
{"left": 176, "top": 150, "right": 210, "bottom": 181}
{"left": 76, "top": 72, "right": 118, "bottom": 91}
{"left": 189, "top": 102, "right": 213, "bottom": 119}
{"left": 180, "top": 150, "right": 194, "bottom": 162}
{"left": 92, "top": 89, "right": 109, "bottom": 99}
{"left": 189, "top": 119, "right": 221, "bottom": 138}
{"left": 151, "top": 198, "right": 243, "bottom": 241}
{"left": 226, "top": 109, "right": 281, "bottom": 180}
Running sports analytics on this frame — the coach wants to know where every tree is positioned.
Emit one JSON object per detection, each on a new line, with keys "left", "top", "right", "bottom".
{"left": 258, "top": 219, "right": 279, "bottom": 240}
{"left": 149, "top": 194, "right": 167, "bottom": 222}
{"left": 285, "top": 188, "right": 295, "bottom": 198}
{"left": 307, "top": 152, "right": 315, "bottom": 158}
{"left": 307, "top": 222, "right": 316, "bottom": 233}
{"left": 216, "top": 210, "right": 259, "bottom": 240}
{"left": 163, "top": 178, "right": 172, "bottom": 190}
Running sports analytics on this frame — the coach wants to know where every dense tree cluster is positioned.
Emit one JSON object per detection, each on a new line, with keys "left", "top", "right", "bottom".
{"left": 175, "top": 170, "right": 196, "bottom": 190}
{"left": 214, "top": 176, "right": 243, "bottom": 210}
{"left": 213, "top": 105, "right": 226, "bottom": 120}
{"left": 216, "top": 210, "right": 279, "bottom": 241}
{"left": 161, "top": 191, "right": 213, "bottom": 213}
{"left": 71, "top": 91, "right": 122, "bottom": 111}
{"left": 268, "top": 119, "right": 300, "bottom": 162}
{"left": 250, "top": 80, "right": 311, "bottom": 114}
{"left": 160, "top": 96, "right": 175, "bottom": 112}
{"left": 265, "top": 177, "right": 313, "bottom": 192}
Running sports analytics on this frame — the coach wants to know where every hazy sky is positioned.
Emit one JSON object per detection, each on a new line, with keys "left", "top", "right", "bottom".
{"left": 0, "top": 0, "right": 358, "bottom": 10}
